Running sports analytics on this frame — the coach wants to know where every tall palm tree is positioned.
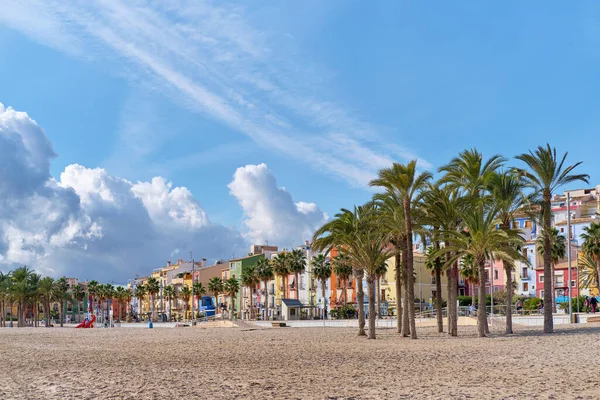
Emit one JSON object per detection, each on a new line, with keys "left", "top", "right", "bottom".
{"left": 437, "top": 150, "right": 504, "bottom": 336}
{"left": 370, "top": 160, "right": 432, "bottom": 339}
{"left": 123, "top": 288, "right": 133, "bottom": 321}
{"left": 255, "top": 258, "right": 274, "bottom": 320}
{"left": 241, "top": 265, "right": 259, "bottom": 319}
{"left": 488, "top": 170, "right": 528, "bottom": 334}
{"left": 288, "top": 249, "right": 306, "bottom": 300}
{"left": 313, "top": 206, "right": 370, "bottom": 336}
{"left": 208, "top": 277, "right": 224, "bottom": 317}
{"left": 373, "top": 190, "right": 407, "bottom": 334}
{"left": 72, "top": 284, "right": 85, "bottom": 323}
{"left": 114, "top": 286, "right": 126, "bottom": 321}
{"left": 37, "top": 277, "right": 55, "bottom": 327}
{"left": 28, "top": 273, "right": 41, "bottom": 327}
{"left": 515, "top": 144, "right": 589, "bottom": 333}
{"left": 11, "top": 266, "right": 34, "bottom": 327}
{"left": 53, "top": 277, "right": 70, "bottom": 327}
{"left": 537, "top": 228, "right": 566, "bottom": 314}
{"left": 332, "top": 254, "right": 352, "bottom": 306}
{"left": 223, "top": 277, "right": 240, "bottom": 320}
{"left": 179, "top": 285, "right": 192, "bottom": 320}
{"left": 272, "top": 253, "right": 289, "bottom": 302}
{"left": 87, "top": 280, "right": 99, "bottom": 316}
{"left": 312, "top": 254, "right": 331, "bottom": 319}
{"left": 436, "top": 204, "right": 525, "bottom": 337}
{"left": 133, "top": 284, "right": 147, "bottom": 318}
{"left": 145, "top": 277, "right": 160, "bottom": 321}
{"left": 0, "top": 272, "right": 12, "bottom": 328}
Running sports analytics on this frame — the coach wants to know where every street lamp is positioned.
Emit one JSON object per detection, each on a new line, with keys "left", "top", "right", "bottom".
{"left": 190, "top": 251, "right": 195, "bottom": 326}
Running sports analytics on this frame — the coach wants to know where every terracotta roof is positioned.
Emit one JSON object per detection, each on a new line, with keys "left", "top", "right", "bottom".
{"left": 554, "top": 217, "right": 595, "bottom": 226}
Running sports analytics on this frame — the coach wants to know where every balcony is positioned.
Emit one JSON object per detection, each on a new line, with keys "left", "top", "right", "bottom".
{"left": 520, "top": 273, "right": 530, "bottom": 280}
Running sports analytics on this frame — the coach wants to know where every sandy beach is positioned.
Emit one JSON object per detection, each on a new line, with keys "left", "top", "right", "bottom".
{"left": 0, "top": 323, "right": 599, "bottom": 399}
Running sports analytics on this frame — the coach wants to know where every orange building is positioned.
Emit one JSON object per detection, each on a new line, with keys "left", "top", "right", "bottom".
{"left": 328, "top": 247, "right": 357, "bottom": 310}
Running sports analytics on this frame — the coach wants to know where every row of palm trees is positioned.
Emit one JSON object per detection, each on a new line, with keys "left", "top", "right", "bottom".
{"left": 0, "top": 267, "right": 133, "bottom": 327}
{"left": 312, "top": 144, "right": 591, "bottom": 339}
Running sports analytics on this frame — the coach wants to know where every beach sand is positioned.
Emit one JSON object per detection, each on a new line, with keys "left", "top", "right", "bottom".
{"left": 0, "top": 323, "right": 598, "bottom": 399}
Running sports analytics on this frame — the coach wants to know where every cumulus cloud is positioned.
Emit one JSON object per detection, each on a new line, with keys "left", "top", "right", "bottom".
{"left": 228, "top": 163, "right": 328, "bottom": 249}
{"left": 0, "top": 103, "right": 245, "bottom": 282}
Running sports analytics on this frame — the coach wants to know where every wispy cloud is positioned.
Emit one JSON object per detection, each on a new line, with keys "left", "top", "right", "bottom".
{"left": 0, "top": 0, "right": 432, "bottom": 187}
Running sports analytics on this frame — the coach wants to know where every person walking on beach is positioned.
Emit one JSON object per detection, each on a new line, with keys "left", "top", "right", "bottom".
{"left": 590, "top": 296, "right": 598, "bottom": 314}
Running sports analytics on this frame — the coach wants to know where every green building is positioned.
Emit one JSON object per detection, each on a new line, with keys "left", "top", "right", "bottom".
{"left": 228, "top": 253, "right": 265, "bottom": 315}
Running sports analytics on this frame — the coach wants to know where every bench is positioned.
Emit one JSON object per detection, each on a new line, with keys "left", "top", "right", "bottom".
{"left": 587, "top": 316, "right": 600, "bottom": 323}
{"left": 271, "top": 322, "right": 287, "bottom": 328}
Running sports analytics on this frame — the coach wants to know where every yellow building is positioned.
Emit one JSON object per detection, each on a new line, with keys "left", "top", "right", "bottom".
{"left": 380, "top": 251, "right": 449, "bottom": 315}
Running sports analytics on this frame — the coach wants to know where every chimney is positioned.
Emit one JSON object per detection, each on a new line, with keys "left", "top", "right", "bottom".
{"left": 202, "top": 258, "right": 207, "bottom": 267}
{"left": 167, "top": 260, "right": 171, "bottom": 266}
{"left": 305, "top": 240, "right": 309, "bottom": 246}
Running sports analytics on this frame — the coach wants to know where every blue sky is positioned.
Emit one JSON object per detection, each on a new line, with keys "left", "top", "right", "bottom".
{"left": 1, "top": 1, "right": 599, "bottom": 280}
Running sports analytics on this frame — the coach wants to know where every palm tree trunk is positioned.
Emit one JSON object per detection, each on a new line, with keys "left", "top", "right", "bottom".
{"left": 435, "top": 264, "right": 443, "bottom": 333}
{"left": 249, "top": 288, "right": 253, "bottom": 320}
{"left": 404, "top": 198, "right": 417, "bottom": 339}
{"left": 402, "top": 250, "right": 410, "bottom": 337}
{"left": 356, "top": 269, "right": 366, "bottom": 336}
{"left": 264, "top": 280, "right": 269, "bottom": 320}
{"left": 542, "top": 190, "right": 554, "bottom": 333}
{"left": 321, "top": 283, "right": 326, "bottom": 319}
{"left": 59, "top": 302, "right": 64, "bottom": 327}
{"left": 505, "top": 263, "right": 513, "bottom": 334}
{"left": 551, "top": 262, "right": 557, "bottom": 314}
{"left": 477, "top": 259, "right": 488, "bottom": 337}
{"left": 471, "top": 281, "right": 476, "bottom": 309}
{"left": 344, "top": 278, "right": 348, "bottom": 306}
{"left": 367, "top": 276, "right": 376, "bottom": 339}
{"left": 295, "top": 273, "right": 299, "bottom": 300}
{"left": 449, "top": 262, "right": 458, "bottom": 336}
{"left": 377, "top": 275, "right": 382, "bottom": 319}
{"left": 395, "top": 252, "right": 402, "bottom": 334}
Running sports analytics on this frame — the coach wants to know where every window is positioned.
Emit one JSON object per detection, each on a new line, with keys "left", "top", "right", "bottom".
{"left": 523, "top": 282, "right": 529, "bottom": 292}
{"left": 571, "top": 280, "right": 576, "bottom": 288}
{"left": 521, "top": 267, "right": 528, "bottom": 278}
{"left": 522, "top": 248, "right": 528, "bottom": 258}
{"left": 525, "top": 220, "right": 533, "bottom": 229}
{"left": 494, "top": 270, "right": 499, "bottom": 280}
{"left": 560, "top": 227, "right": 564, "bottom": 233}
{"left": 539, "top": 275, "right": 544, "bottom": 282}
{"left": 540, "top": 290, "right": 544, "bottom": 297}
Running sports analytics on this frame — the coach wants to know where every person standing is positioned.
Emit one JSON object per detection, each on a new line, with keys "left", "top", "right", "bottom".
{"left": 590, "top": 296, "right": 598, "bottom": 314}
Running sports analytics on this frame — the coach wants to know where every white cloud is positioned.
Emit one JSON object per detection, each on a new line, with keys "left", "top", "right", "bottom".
{"left": 0, "top": 0, "right": 432, "bottom": 187}
{"left": 0, "top": 102, "right": 245, "bottom": 282}
{"left": 228, "top": 163, "right": 328, "bottom": 249}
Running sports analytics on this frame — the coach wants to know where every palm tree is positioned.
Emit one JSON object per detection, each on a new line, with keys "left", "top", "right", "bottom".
{"left": 578, "top": 253, "right": 599, "bottom": 295}
{"left": 313, "top": 206, "right": 370, "bottom": 336}
{"left": 332, "top": 254, "right": 352, "bottom": 306}
{"left": 208, "top": 277, "right": 224, "bottom": 317}
{"left": 515, "top": 144, "right": 589, "bottom": 333}
{"left": 72, "top": 284, "right": 85, "bottom": 323}
{"left": 11, "top": 266, "right": 34, "bottom": 327}
{"left": 373, "top": 190, "right": 407, "bottom": 334}
{"left": 0, "top": 272, "right": 12, "bottom": 328}
{"left": 370, "top": 160, "right": 432, "bottom": 339}
{"left": 459, "top": 253, "right": 478, "bottom": 308}
{"left": 255, "top": 258, "right": 274, "bottom": 320}
{"left": 312, "top": 254, "right": 331, "bottom": 319}
{"left": 179, "top": 285, "right": 192, "bottom": 320}
{"left": 145, "top": 277, "right": 160, "bottom": 321}
{"left": 37, "top": 277, "right": 55, "bottom": 327}
{"left": 223, "top": 277, "right": 240, "bottom": 320}
{"left": 437, "top": 150, "right": 504, "bottom": 336}
{"left": 133, "top": 284, "right": 147, "bottom": 318}
{"left": 114, "top": 286, "right": 126, "bottom": 321}
{"left": 28, "top": 273, "right": 41, "bottom": 327}
{"left": 87, "top": 280, "right": 99, "bottom": 316}
{"left": 581, "top": 222, "right": 600, "bottom": 271}
{"left": 193, "top": 281, "right": 206, "bottom": 317}
{"left": 53, "top": 277, "right": 70, "bottom": 327}
{"left": 163, "top": 285, "right": 175, "bottom": 320}
{"left": 241, "top": 265, "right": 259, "bottom": 319}
{"left": 488, "top": 170, "right": 527, "bottom": 333}
{"left": 122, "top": 288, "right": 133, "bottom": 321}
{"left": 425, "top": 246, "right": 445, "bottom": 332}
{"left": 537, "top": 228, "right": 566, "bottom": 314}
{"left": 375, "top": 263, "right": 388, "bottom": 319}
{"left": 288, "top": 249, "right": 306, "bottom": 300}
{"left": 272, "top": 252, "right": 289, "bottom": 302}
{"left": 436, "top": 203, "right": 525, "bottom": 337}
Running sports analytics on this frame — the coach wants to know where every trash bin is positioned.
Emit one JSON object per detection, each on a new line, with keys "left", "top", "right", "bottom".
{"left": 148, "top": 321, "right": 153, "bottom": 329}
{"left": 571, "top": 313, "right": 578, "bottom": 324}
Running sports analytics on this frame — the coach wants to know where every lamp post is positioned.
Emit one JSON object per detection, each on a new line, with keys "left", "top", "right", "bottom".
{"left": 567, "top": 192, "right": 573, "bottom": 322}
{"left": 190, "top": 251, "right": 195, "bottom": 326}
